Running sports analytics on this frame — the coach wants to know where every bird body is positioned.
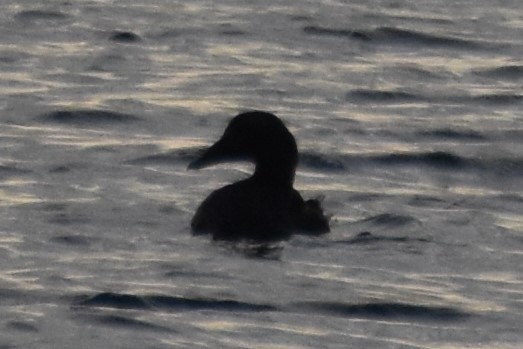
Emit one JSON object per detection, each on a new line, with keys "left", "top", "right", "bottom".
{"left": 189, "top": 111, "right": 330, "bottom": 241}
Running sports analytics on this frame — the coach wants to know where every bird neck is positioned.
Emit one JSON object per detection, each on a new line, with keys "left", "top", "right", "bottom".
{"left": 252, "top": 159, "right": 296, "bottom": 188}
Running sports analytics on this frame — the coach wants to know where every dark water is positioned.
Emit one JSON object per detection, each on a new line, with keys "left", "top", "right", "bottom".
{"left": 1, "top": 0, "right": 522, "bottom": 348}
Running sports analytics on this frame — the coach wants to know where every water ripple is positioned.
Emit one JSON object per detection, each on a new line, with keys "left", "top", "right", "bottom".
{"left": 38, "top": 110, "right": 141, "bottom": 126}
{"left": 290, "top": 301, "right": 471, "bottom": 321}
{"left": 74, "top": 292, "right": 277, "bottom": 312}
{"left": 303, "top": 25, "right": 500, "bottom": 50}
{"left": 14, "top": 10, "right": 69, "bottom": 22}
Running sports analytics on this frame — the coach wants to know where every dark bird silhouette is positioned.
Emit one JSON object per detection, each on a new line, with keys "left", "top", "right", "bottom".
{"left": 188, "top": 111, "right": 330, "bottom": 242}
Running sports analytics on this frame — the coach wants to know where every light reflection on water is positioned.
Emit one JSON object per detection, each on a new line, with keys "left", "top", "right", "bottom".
{"left": 494, "top": 214, "right": 523, "bottom": 232}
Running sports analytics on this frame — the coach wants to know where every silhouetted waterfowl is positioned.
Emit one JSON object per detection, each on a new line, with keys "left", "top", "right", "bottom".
{"left": 188, "top": 111, "right": 330, "bottom": 242}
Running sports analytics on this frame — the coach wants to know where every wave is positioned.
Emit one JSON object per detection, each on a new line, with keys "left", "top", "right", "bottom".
{"left": 73, "top": 293, "right": 470, "bottom": 322}
{"left": 146, "top": 295, "right": 277, "bottom": 312}
{"left": 372, "top": 151, "right": 470, "bottom": 169}
{"left": 299, "top": 152, "right": 346, "bottom": 171}
{"left": 472, "top": 65, "right": 523, "bottom": 80}
{"left": 337, "top": 231, "right": 430, "bottom": 245}
{"left": 407, "top": 195, "right": 447, "bottom": 207}
{"left": 485, "top": 157, "right": 523, "bottom": 177}
{"left": 219, "top": 24, "right": 248, "bottom": 36}
{"left": 303, "top": 26, "right": 370, "bottom": 41}
{"left": 0, "top": 164, "right": 31, "bottom": 178}
{"left": 296, "top": 150, "right": 523, "bottom": 178}
{"left": 87, "top": 314, "right": 171, "bottom": 332}
{"left": 290, "top": 301, "right": 470, "bottom": 321}
{"left": 303, "top": 25, "right": 496, "bottom": 50}
{"left": 74, "top": 312, "right": 171, "bottom": 333}
{"left": 371, "top": 27, "right": 483, "bottom": 49}
{"left": 346, "top": 89, "right": 423, "bottom": 103}
{"left": 358, "top": 214, "right": 419, "bottom": 227}
{"left": 51, "top": 234, "right": 92, "bottom": 247}
{"left": 346, "top": 88, "right": 522, "bottom": 106}
{"left": 15, "top": 10, "right": 69, "bottom": 22}
{"left": 75, "top": 293, "right": 151, "bottom": 310}
{"left": 110, "top": 31, "right": 141, "bottom": 43}
{"left": 395, "top": 64, "right": 451, "bottom": 81}
{"left": 468, "top": 94, "right": 523, "bottom": 105}
{"left": 370, "top": 152, "right": 523, "bottom": 177}
{"left": 38, "top": 109, "right": 140, "bottom": 126}
{"left": 74, "top": 292, "right": 276, "bottom": 312}
{"left": 311, "top": 151, "right": 469, "bottom": 170}
{"left": 7, "top": 321, "right": 39, "bottom": 333}
{"left": 49, "top": 165, "right": 74, "bottom": 174}
{"left": 417, "top": 128, "right": 487, "bottom": 141}
{"left": 48, "top": 213, "right": 90, "bottom": 226}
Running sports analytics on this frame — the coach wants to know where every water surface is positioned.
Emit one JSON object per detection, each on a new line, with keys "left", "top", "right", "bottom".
{"left": 1, "top": 1, "right": 522, "bottom": 348}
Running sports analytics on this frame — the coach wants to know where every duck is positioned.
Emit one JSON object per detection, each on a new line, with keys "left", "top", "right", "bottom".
{"left": 188, "top": 111, "right": 330, "bottom": 242}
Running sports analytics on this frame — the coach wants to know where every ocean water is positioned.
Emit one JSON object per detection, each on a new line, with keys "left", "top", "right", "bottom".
{"left": 1, "top": 0, "right": 522, "bottom": 348}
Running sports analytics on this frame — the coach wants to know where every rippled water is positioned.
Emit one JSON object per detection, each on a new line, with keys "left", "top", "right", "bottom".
{"left": 1, "top": 1, "right": 522, "bottom": 348}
